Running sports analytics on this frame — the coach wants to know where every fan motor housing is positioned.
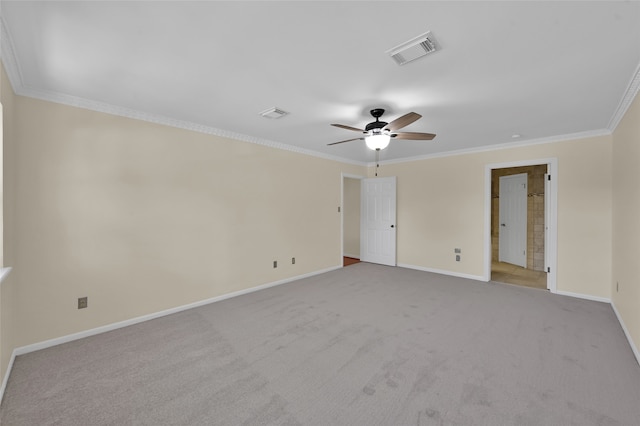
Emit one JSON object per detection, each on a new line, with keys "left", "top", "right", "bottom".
{"left": 365, "top": 108, "right": 387, "bottom": 131}
{"left": 365, "top": 121, "right": 388, "bottom": 131}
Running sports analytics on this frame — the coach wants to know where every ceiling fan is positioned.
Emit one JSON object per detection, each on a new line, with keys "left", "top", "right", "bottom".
{"left": 328, "top": 108, "right": 436, "bottom": 150}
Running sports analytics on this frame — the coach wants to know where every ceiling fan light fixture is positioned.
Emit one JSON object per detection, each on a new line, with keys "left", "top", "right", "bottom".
{"left": 365, "top": 131, "right": 391, "bottom": 150}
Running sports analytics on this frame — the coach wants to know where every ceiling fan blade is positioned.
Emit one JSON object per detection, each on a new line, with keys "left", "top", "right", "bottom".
{"left": 327, "top": 137, "right": 364, "bottom": 146}
{"left": 331, "top": 123, "right": 365, "bottom": 133}
{"left": 392, "top": 132, "right": 436, "bottom": 140}
{"left": 384, "top": 112, "right": 422, "bottom": 131}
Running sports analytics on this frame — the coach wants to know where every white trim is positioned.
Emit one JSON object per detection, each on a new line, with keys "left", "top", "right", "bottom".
{"left": 0, "top": 17, "right": 365, "bottom": 169}
{"left": 484, "top": 158, "right": 558, "bottom": 294}
{"left": 554, "top": 290, "right": 611, "bottom": 304}
{"left": 611, "top": 302, "right": 640, "bottom": 367}
{"left": 0, "top": 264, "right": 634, "bottom": 404}
{"left": 0, "top": 267, "right": 11, "bottom": 286}
{"left": 397, "top": 263, "right": 485, "bottom": 282}
{"left": 607, "top": 62, "right": 640, "bottom": 132}
{"left": 0, "top": 17, "right": 24, "bottom": 90}
{"left": 0, "top": 265, "right": 341, "bottom": 403}
{"left": 2, "top": 18, "right": 625, "bottom": 170}
{"left": 374, "top": 129, "right": 610, "bottom": 167}
{"left": 0, "top": 349, "right": 16, "bottom": 404}
{"left": 15, "top": 84, "right": 366, "bottom": 168}
{"left": 341, "top": 173, "right": 366, "bottom": 180}
{"left": 341, "top": 173, "right": 365, "bottom": 263}
{"left": 9, "top": 265, "right": 340, "bottom": 357}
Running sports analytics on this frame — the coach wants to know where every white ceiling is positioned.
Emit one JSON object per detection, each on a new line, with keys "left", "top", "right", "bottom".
{"left": 2, "top": 1, "right": 639, "bottom": 165}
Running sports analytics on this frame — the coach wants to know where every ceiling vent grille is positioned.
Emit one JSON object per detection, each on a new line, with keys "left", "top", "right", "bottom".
{"left": 387, "top": 31, "right": 440, "bottom": 66}
{"left": 260, "top": 107, "right": 289, "bottom": 119}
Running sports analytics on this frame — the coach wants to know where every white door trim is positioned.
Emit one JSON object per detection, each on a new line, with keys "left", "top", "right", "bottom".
{"left": 341, "top": 173, "right": 365, "bottom": 263}
{"left": 484, "top": 158, "right": 558, "bottom": 293}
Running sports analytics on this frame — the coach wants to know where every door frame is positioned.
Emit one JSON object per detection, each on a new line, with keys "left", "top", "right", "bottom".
{"left": 484, "top": 158, "right": 558, "bottom": 293}
{"left": 341, "top": 173, "right": 365, "bottom": 262}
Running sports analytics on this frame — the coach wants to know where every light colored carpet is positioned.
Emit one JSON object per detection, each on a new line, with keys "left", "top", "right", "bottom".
{"left": 1, "top": 263, "right": 639, "bottom": 425}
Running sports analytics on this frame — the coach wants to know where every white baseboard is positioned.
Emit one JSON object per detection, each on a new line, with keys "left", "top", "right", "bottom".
{"left": 2, "top": 263, "right": 636, "bottom": 406}
{"left": 554, "top": 290, "right": 611, "bottom": 304}
{"left": 397, "top": 263, "right": 486, "bottom": 282}
{"left": 611, "top": 302, "right": 640, "bottom": 367}
{"left": 0, "top": 349, "right": 16, "bottom": 404}
{"left": 0, "top": 265, "right": 341, "bottom": 403}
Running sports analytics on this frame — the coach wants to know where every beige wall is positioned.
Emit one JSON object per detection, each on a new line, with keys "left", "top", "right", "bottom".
{"left": 2, "top": 58, "right": 635, "bottom": 387}
{"left": 1, "top": 64, "right": 18, "bottom": 385}
{"left": 377, "top": 134, "right": 613, "bottom": 298}
{"left": 612, "top": 91, "right": 640, "bottom": 354}
{"left": 343, "top": 177, "right": 360, "bottom": 258}
{"left": 9, "top": 93, "right": 364, "bottom": 348}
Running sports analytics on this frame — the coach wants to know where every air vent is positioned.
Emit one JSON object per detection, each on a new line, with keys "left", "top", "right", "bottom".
{"left": 259, "top": 107, "right": 289, "bottom": 119}
{"left": 387, "top": 31, "right": 440, "bottom": 66}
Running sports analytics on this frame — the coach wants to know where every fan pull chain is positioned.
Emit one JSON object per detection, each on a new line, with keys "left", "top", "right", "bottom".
{"left": 375, "top": 148, "right": 380, "bottom": 177}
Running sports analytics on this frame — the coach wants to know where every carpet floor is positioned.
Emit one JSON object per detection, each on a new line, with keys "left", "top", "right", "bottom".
{"left": 1, "top": 263, "right": 639, "bottom": 425}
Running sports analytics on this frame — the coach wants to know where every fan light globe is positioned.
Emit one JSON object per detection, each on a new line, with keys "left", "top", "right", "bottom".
{"left": 365, "top": 133, "right": 391, "bottom": 150}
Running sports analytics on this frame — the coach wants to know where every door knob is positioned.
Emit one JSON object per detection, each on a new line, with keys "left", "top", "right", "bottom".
{"left": 391, "top": 225, "right": 395, "bottom": 228}
{"left": 500, "top": 223, "right": 506, "bottom": 227}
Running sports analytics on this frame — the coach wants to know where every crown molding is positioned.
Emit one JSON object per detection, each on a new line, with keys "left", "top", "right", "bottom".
{"left": 2, "top": 15, "right": 635, "bottom": 170}
{"left": 0, "top": 16, "right": 24, "bottom": 90}
{"left": 16, "top": 84, "right": 367, "bottom": 167}
{"left": 374, "top": 64, "right": 640, "bottom": 168}
{"left": 607, "top": 62, "right": 640, "bottom": 131}
{"left": 373, "top": 128, "right": 612, "bottom": 167}
{"left": 0, "top": 19, "right": 365, "bottom": 168}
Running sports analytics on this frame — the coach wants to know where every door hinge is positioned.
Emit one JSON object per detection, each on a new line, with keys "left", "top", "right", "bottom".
{"left": 547, "top": 175, "right": 551, "bottom": 181}
{"left": 547, "top": 267, "right": 550, "bottom": 273}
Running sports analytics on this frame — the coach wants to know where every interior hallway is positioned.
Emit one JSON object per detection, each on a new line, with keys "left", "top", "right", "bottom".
{"left": 491, "top": 261, "right": 547, "bottom": 290}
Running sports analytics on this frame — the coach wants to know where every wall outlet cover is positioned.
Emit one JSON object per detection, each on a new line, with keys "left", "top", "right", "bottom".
{"left": 78, "top": 297, "right": 88, "bottom": 309}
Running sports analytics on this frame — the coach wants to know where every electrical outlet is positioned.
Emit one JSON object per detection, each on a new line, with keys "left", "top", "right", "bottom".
{"left": 292, "top": 257, "right": 295, "bottom": 265}
{"left": 273, "top": 260, "right": 277, "bottom": 268}
{"left": 78, "top": 297, "right": 88, "bottom": 309}
{"left": 455, "top": 255, "right": 461, "bottom": 262}
{"left": 454, "top": 248, "right": 461, "bottom": 254}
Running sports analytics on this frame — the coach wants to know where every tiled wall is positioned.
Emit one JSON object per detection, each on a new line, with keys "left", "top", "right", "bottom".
{"left": 491, "top": 165, "right": 547, "bottom": 271}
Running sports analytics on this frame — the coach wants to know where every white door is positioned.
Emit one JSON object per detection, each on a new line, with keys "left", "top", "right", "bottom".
{"left": 360, "top": 176, "right": 396, "bottom": 266}
{"left": 499, "top": 173, "right": 527, "bottom": 267}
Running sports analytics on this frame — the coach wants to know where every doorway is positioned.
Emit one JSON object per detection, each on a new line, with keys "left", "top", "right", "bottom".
{"left": 341, "top": 174, "right": 397, "bottom": 267}
{"left": 342, "top": 174, "right": 362, "bottom": 266}
{"left": 485, "top": 159, "right": 557, "bottom": 293}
